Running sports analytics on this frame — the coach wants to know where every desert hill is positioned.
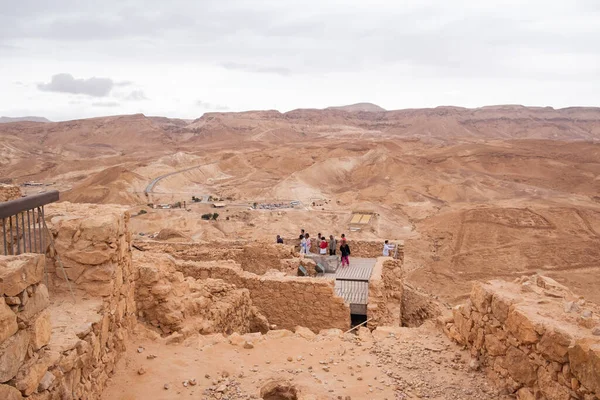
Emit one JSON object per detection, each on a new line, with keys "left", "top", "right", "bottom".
{"left": 0, "top": 116, "right": 51, "bottom": 123}
{"left": 2, "top": 104, "right": 600, "bottom": 304}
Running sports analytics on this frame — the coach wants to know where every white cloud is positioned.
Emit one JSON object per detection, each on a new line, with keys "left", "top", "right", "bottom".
{"left": 38, "top": 73, "right": 114, "bottom": 97}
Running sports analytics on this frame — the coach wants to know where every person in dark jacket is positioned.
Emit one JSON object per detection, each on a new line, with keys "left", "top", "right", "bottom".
{"left": 340, "top": 241, "right": 351, "bottom": 267}
{"left": 276, "top": 235, "right": 284, "bottom": 244}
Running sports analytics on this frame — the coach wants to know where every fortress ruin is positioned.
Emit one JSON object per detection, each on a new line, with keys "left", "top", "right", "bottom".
{"left": 0, "top": 187, "right": 598, "bottom": 400}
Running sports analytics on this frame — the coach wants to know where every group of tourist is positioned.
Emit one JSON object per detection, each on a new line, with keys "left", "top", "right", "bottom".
{"left": 293, "top": 230, "right": 352, "bottom": 267}
{"left": 276, "top": 232, "right": 396, "bottom": 268}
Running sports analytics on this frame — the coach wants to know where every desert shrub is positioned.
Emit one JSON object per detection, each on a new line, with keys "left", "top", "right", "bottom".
{"left": 212, "top": 213, "right": 219, "bottom": 220}
{"left": 201, "top": 213, "right": 212, "bottom": 220}
{"left": 138, "top": 209, "right": 147, "bottom": 215}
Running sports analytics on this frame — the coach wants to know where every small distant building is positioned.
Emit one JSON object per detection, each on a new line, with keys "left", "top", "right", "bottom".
{"left": 212, "top": 202, "right": 226, "bottom": 208}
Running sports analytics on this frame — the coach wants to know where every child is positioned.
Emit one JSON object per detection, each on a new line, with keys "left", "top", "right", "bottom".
{"left": 340, "top": 241, "right": 351, "bottom": 267}
{"left": 319, "top": 237, "right": 328, "bottom": 255}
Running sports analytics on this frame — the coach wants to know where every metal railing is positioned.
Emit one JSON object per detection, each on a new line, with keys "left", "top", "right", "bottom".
{"left": 0, "top": 191, "right": 59, "bottom": 256}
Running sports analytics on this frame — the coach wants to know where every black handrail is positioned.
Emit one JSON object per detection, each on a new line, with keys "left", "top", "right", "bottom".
{"left": 0, "top": 191, "right": 59, "bottom": 219}
{"left": 1, "top": 190, "right": 59, "bottom": 255}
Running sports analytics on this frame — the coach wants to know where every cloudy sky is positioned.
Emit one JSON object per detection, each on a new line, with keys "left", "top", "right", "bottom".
{"left": 1, "top": 0, "right": 598, "bottom": 121}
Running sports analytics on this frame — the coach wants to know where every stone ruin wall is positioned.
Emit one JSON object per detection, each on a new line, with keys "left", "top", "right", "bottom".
{"left": 443, "top": 275, "right": 600, "bottom": 400}
{"left": 134, "top": 252, "right": 268, "bottom": 337}
{"left": 0, "top": 184, "right": 22, "bottom": 202}
{"left": 368, "top": 258, "right": 403, "bottom": 328}
{"left": 133, "top": 240, "right": 298, "bottom": 275}
{"left": 0, "top": 202, "right": 137, "bottom": 400}
{"left": 368, "top": 258, "right": 441, "bottom": 329}
{"left": 175, "top": 259, "right": 351, "bottom": 333}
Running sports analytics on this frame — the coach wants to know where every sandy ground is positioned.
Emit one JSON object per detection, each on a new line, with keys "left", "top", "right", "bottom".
{"left": 102, "top": 324, "right": 503, "bottom": 400}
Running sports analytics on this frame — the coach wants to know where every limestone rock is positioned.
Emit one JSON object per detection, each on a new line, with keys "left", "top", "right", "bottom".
{"left": 18, "top": 284, "right": 49, "bottom": 323}
{"left": 503, "top": 346, "right": 537, "bottom": 386}
{"left": 484, "top": 334, "right": 507, "bottom": 356}
{"left": 0, "top": 384, "right": 22, "bottom": 400}
{"left": 506, "top": 308, "right": 540, "bottom": 344}
{"left": 516, "top": 387, "right": 535, "bottom": 400}
{"left": 537, "top": 367, "right": 571, "bottom": 400}
{"left": 294, "top": 326, "right": 316, "bottom": 340}
{"left": 568, "top": 338, "right": 600, "bottom": 394}
{"left": 29, "top": 309, "right": 52, "bottom": 350}
{"left": 14, "top": 356, "right": 49, "bottom": 396}
{"left": 537, "top": 326, "right": 573, "bottom": 363}
{"left": 266, "top": 329, "right": 294, "bottom": 339}
{"left": 0, "top": 254, "right": 44, "bottom": 296}
{"left": 37, "top": 371, "right": 55, "bottom": 392}
{"left": 470, "top": 283, "right": 492, "bottom": 313}
{"left": 0, "top": 298, "right": 18, "bottom": 345}
{"left": 0, "top": 330, "right": 29, "bottom": 382}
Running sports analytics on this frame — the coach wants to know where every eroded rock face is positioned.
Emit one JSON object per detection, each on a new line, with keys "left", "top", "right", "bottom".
{"left": 442, "top": 275, "right": 600, "bottom": 399}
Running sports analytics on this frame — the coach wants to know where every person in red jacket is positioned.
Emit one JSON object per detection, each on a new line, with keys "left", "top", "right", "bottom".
{"left": 319, "top": 237, "right": 328, "bottom": 255}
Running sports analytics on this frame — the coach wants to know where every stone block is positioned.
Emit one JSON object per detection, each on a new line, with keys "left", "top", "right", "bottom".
{"left": 568, "top": 338, "right": 600, "bottom": 395}
{"left": 485, "top": 334, "right": 507, "bottom": 356}
{"left": 0, "top": 298, "right": 18, "bottom": 345}
{"left": 14, "top": 355, "right": 49, "bottom": 396}
{"left": 0, "top": 254, "right": 44, "bottom": 296}
{"left": 294, "top": 326, "right": 316, "bottom": 340}
{"left": 0, "top": 330, "right": 29, "bottom": 382}
{"left": 503, "top": 346, "right": 537, "bottom": 386}
{"left": 65, "top": 248, "right": 113, "bottom": 266}
{"left": 506, "top": 308, "right": 540, "bottom": 344}
{"left": 516, "top": 387, "right": 535, "bottom": 400}
{"left": 491, "top": 292, "right": 513, "bottom": 323}
{"left": 18, "top": 284, "right": 49, "bottom": 323}
{"left": 470, "top": 283, "right": 492, "bottom": 313}
{"left": 537, "top": 366, "right": 572, "bottom": 400}
{"left": 29, "top": 309, "right": 52, "bottom": 350}
{"left": 537, "top": 326, "right": 574, "bottom": 363}
{"left": 0, "top": 384, "right": 22, "bottom": 400}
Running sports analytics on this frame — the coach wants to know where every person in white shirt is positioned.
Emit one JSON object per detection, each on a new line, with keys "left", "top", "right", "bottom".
{"left": 383, "top": 240, "right": 395, "bottom": 257}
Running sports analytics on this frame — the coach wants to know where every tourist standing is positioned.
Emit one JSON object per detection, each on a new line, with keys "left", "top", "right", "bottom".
{"left": 328, "top": 235, "right": 337, "bottom": 256}
{"left": 383, "top": 240, "right": 395, "bottom": 257}
{"left": 305, "top": 233, "right": 312, "bottom": 254}
{"left": 300, "top": 234, "right": 307, "bottom": 254}
{"left": 319, "top": 236, "right": 328, "bottom": 255}
{"left": 340, "top": 241, "right": 351, "bottom": 267}
{"left": 299, "top": 229, "right": 305, "bottom": 240}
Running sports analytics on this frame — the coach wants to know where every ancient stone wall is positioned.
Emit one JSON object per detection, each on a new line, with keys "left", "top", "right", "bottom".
{"left": 0, "top": 202, "right": 138, "bottom": 400}
{"left": 402, "top": 283, "right": 442, "bottom": 327}
{"left": 368, "top": 258, "right": 403, "bottom": 328}
{"left": 0, "top": 249, "right": 136, "bottom": 399}
{"left": 133, "top": 240, "right": 297, "bottom": 275}
{"left": 175, "top": 259, "right": 351, "bottom": 333}
{"left": 0, "top": 184, "right": 21, "bottom": 202}
{"left": 443, "top": 275, "right": 600, "bottom": 400}
{"left": 135, "top": 252, "right": 268, "bottom": 336}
